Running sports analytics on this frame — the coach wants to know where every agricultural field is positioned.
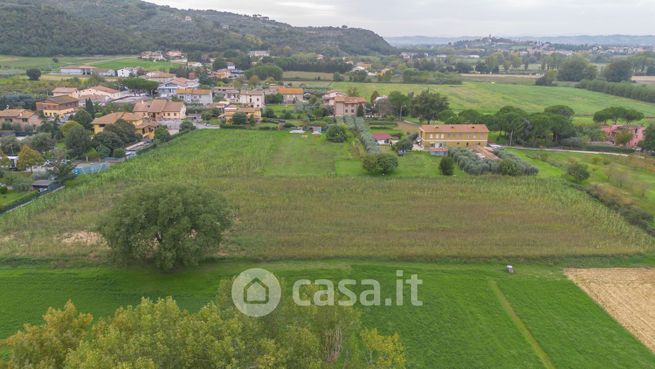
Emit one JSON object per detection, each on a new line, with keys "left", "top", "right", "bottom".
{"left": 283, "top": 70, "right": 334, "bottom": 81}
{"left": 328, "top": 81, "right": 655, "bottom": 116}
{"left": 1, "top": 262, "right": 655, "bottom": 369}
{"left": 0, "top": 54, "right": 175, "bottom": 75}
{"left": 1, "top": 130, "right": 653, "bottom": 262}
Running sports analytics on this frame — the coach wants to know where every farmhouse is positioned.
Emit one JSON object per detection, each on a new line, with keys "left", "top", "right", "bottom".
{"left": 92, "top": 112, "right": 159, "bottom": 139}
{"left": 0, "top": 109, "right": 42, "bottom": 129}
{"left": 278, "top": 87, "right": 304, "bottom": 104}
{"left": 145, "top": 71, "right": 176, "bottom": 83}
{"left": 78, "top": 86, "right": 123, "bottom": 100}
{"left": 212, "top": 69, "right": 233, "bottom": 79}
{"left": 239, "top": 90, "right": 265, "bottom": 108}
{"left": 323, "top": 90, "right": 346, "bottom": 106}
{"left": 601, "top": 125, "right": 644, "bottom": 148}
{"left": 334, "top": 96, "right": 367, "bottom": 117}
{"left": 157, "top": 78, "right": 200, "bottom": 97}
{"left": 117, "top": 67, "right": 139, "bottom": 78}
{"left": 419, "top": 124, "right": 489, "bottom": 149}
{"left": 133, "top": 99, "right": 186, "bottom": 122}
{"left": 176, "top": 89, "right": 213, "bottom": 105}
{"left": 372, "top": 133, "right": 393, "bottom": 145}
{"left": 51, "top": 87, "right": 79, "bottom": 97}
{"left": 36, "top": 96, "right": 79, "bottom": 118}
{"left": 60, "top": 66, "right": 96, "bottom": 76}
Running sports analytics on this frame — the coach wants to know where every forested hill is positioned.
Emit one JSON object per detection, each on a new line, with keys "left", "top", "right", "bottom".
{"left": 0, "top": 0, "right": 395, "bottom": 56}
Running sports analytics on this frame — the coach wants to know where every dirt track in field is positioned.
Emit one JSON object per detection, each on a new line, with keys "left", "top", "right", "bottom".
{"left": 566, "top": 268, "right": 655, "bottom": 352}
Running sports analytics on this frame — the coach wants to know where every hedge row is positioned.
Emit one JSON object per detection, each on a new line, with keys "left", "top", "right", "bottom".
{"left": 342, "top": 117, "right": 380, "bottom": 154}
{"left": 494, "top": 150, "right": 540, "bottom": 176}
{"left": 449, "top": 148, "right": 538, "bottom": 176}
{"left": 577, "top": 79, "right": 655, "bottom": 104}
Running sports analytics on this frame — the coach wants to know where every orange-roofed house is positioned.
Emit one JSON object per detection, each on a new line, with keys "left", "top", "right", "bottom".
{"left": 36, "top": 96, "right": 79, "bottom": 118}
{"left": 78, "top": 85, "right": 123, "bottom": 100}
{"left": 419, "top": 124, "right": 489, "bottom": 150}
{"left": 334, "top": 96, "right": 367, "bottom": 117}
{"left": 0, "top": 109, "right": 42, "bottom": 129}
{"left": 133, "top": 99, "right": 186, "bottom": 122}
{"left": 91, "top": 112, "right": 159, "bottom": 139}
{"left": 278, "top": 87, "right": 304, "bottom": 104}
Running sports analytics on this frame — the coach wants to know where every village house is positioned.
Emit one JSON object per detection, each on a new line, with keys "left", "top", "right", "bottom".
{"left": 334, "top": 96, "right": 367, "bottom": 117}
{"left": 278, "top": 87, "right": 304, "bottom": 104}
{"left": 60, "top": 66, "right": 96, "bottom": 76}
{"left": 419, "top": 124, "right": 489, "bottom": 150}
{"left": 157, "top": 78, "right": 200, "bottom": 97}
{"left": 176, "top": 88, "right": 213, "bottom": 105}
{"left": 133, "top": 99, "right": 186, "bottom": 122}
{"left": 51, "top": 87, "right": 79, "bottom": 97}
{"left": 36, "top": 96, "right": 79, "bottom": 118}
{"left": 78, "top": 86, "right": 123, "bottom": 100}
{"left": 372, "top": 133, "right": 393, "bottom": 145}
{"left": 323, "top": 90, "right": 346, "bottom": 106}
{"left": 239, "top": 90, "right": 265, "bottom": 108}
{"left": 601, "top": 125, "right": 645, "bottom": 148}
{"left": 145, "top": 71, "right": 176, "bottom": 83}
{"left": 166, "top": 50, "right": 184, "bottom": 59}
{"left": 223, "top": 106, "right": 262, "bottom": 124}
{"left": 91, "top": 112, "right": 159, "bottom": 140}
{"left": 213, "top": 88, "right": 240, "bottom": 103}
{"left": 97, "top": 69, "right": 117, "bottom": 77}
{"left": 140, "top": 51, "right": 166, "bottom": 61}
{"left": 0, "top": 109, "right": 42, "bottom": 129}
{"left": 117, "top": 67, "right": 139, "bottom": 78}
{"left": 212, "top": 69, "right": 233, "bottom": 79}
{"left": 248, "top": 50, "right": 270, "bottom": 58}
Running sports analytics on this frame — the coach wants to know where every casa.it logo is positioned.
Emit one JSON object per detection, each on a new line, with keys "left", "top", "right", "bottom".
{"left": 231, "top": 268, "right": 282, "bottom": 317}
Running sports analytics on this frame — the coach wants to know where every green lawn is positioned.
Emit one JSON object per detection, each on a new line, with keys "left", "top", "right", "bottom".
{"left": 0, "top": 54, "right": 174, "bottom": 74}
{"left": 1, "top": 261, "right": 653, "bottom": 369}
{"left": 330, "top": 82, "right": 655, "bottom": 116}
{"left": 1, "top": 130, "right": 652, "bottom": 261}
{"left": 0, "top": 191, "right": 34, "bottom": 209}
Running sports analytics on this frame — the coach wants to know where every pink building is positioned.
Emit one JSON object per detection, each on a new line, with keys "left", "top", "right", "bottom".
{"left": 601, "top": 125, "right": 645, "bottom": 148}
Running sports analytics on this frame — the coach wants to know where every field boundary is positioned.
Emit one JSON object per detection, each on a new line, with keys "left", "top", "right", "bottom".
{"left": 489, "top": 279, "right": 556, "bottom": 369}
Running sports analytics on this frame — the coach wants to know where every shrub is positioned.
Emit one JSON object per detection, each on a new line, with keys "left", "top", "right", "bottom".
{"left": 0, "top": 185, "right": 7, "bottom": 194}
{"left": 449, "top": 148, "right": 538, "bottom": 176}
{"left": 113, "top": 148, "right": 125, "bottom": 158}
{"left": 326, "top": 124, "right": 348, "bottom": 143}
{"left": 498, "top": 159, "right": 521, "bottom": 176}
{"left": 439, "top": 157, "right": 454, "bottom": 176}
{"left": 567, "top": 162, "right": 590, "bottom": 183}
{"left": 363, "top": 153, "right": 398, "bottom": 175}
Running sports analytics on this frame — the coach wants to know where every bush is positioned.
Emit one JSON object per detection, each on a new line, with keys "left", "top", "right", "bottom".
{"left": 113, "top": 148, "right": 125, "bottom": 158}
{"left": 363, "top": 153, "right": 398, "bottom": 175}
{"left": 0, "top": 185, "right": 7, "bottom": 194}
{"left": 567, "top": 162, "right": 590, "bottom": 183}
{"left": 325, "top": 124, "right": 348, "bottom": 143}
{"left": 498, "top": 159, "right": 521, "bottom": 176}
{"left": 449, "top": 148, "right": 538, "bottom": 176}
{"left": 439, "top": 157, "right": 454, "bottom": 176}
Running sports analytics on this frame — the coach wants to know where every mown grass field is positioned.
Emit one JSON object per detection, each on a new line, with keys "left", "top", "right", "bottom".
{"left": 0, "top": 54, "right": 174, "bottom": 74}
{"left": 1, "top": 130, "right": 652, "bottom": 261}
{"left": 1, "top": 261, "right": 654, "bottom": 369}
{"left": 329, "top": 82, "right": 655, "bottom": 116}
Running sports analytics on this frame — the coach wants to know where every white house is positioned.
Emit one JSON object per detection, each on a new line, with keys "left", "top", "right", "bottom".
{"left": 238, "top": 90, "right": 265, "bottom": 108}
{"left": 157, "top": 78, "right": 200, "bottom": 97}
{"left": 117, "top": 67, "right": 139, "bottom": 78}
{"left": 176, "top": 89, "right": 213, "bottom": 105}
{"left": 60, "top": 66, "right": 96, "bottom": 76}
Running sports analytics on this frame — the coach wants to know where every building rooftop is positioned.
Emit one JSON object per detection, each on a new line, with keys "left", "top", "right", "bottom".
{"left": 420, "top": 124, "right": 490, "bottom": 134}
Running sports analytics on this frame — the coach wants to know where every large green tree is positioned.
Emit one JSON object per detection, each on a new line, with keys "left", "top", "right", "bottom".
{"left": 557, "top": 56, "right": 597, "bottom": 82}
{"left": 603, "top": 59, "right": 634, "bottom": 83}
{"left": 99, "top": 184, "right": 233, "bottom": 271}
{"left": 410, "top": 90, "right": 449, "bottom": 123}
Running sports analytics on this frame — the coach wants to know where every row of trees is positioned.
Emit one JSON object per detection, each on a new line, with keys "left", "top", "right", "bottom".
{"left": 578, "top": 79, "right": 655, "bottom": 104}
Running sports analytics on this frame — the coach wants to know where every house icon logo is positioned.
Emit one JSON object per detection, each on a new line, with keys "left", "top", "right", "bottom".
{"left": 231, "top": 268, "right": 281, "bottom": 317}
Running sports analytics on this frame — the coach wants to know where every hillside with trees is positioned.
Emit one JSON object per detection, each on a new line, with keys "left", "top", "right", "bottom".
{"left": 0, "top": 0, "right": 395, "bottom": 56}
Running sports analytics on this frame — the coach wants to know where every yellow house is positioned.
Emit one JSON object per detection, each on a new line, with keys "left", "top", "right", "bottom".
{"left": 223, "top": 106, "right": 262, "bottom": 124}
{"left": 36, "top": 96, "right": 79, "bottom": 118}
{"left": 133, "top": 99, "right": 186, "bottom": 121}
{"left": 419, "top": 124, "right": 489, "bottom": 149}
{"left": 91, "top": 112, "right": 159, "bottom": 139}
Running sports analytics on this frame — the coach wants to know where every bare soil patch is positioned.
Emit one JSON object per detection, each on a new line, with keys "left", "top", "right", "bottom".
{"left": 566, "top": 268, "right": 655, "bottom": 352}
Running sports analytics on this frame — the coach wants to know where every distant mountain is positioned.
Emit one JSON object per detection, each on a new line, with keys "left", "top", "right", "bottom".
{"left": 386, "top": 35, "right": 655, "bottom": 47}
{"left": 0, "top": 0, "right": 395, "bottom": 56}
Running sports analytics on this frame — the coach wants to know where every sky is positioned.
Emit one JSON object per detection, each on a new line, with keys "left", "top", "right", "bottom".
{"left": 148, "top": 0, "right": 655, "bottom": 37}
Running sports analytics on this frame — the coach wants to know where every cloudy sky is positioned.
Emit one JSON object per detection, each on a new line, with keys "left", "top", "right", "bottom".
{"left": 149, "top": 0, "right": 655, "bottom": 37}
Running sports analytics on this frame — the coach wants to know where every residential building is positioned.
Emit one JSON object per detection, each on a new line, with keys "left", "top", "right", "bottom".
{"left": 78, "top": 86, "right": 123, "bottom": 100}
{"left": 97, "top": 69, "right": 117, "bottom": 77}
{"left": 419, "top": 124, "right": 489, "bottom": 149}
{"left": 248, "top": 50, "right": 270, "bottom": 58}
{"left": 223, "top": 106, "right": 262, "bottom": 124}
{"left": 212, "top": 69, "right": 232, "bottom": 79}
{"left": 133, "top": 99, "right": 186, "bottom": 121}
{"left": 176, "top": 89, "right": 213, "bottom": 105}
{"left": 157, "top": 78, "right": 200, "bottom": 97}
{"left": 117, "top": 67, "right": 139, "bottom": 78}
{"left": 601, "top": 125, "right": 645, "bottom": 148}
{"left": 334, "top": 96, "right": 367, "bottom": 117}
{"left": 278, "top": 87, "right": 304, "bottom": 104}
{"left": 145, "top": 71, "right": 176, "bottom": 83}
{"left": 323, "top": 90, "right": 346, "bottom": 106}
{"left": 91, "top": 112, "right": 159, "bottom": 139}
{"left": 52, "top": 87, "right": 79, "bottom": 97}
{"left": 60, "top": 66, "right": 96, "bottom": 76}
{"left": 372, "top": 133, "right": 393, "bottom": 145}
{"left": 239, "top": 90, "right": 265, "bottom": 108}
{"left": 0, "top": 109, "right": 42, "bottom": 129}
{"left": 214, "top": 88, "right": 240, "bottom": 103}
{"left": 36, "top": 96, "right": 79, "bottom": 118}
{"left": 166, "top": 50, "right": 184, "bottom": 59}
{"left": 140, "top": 51, "right": 165, "bottom": 61}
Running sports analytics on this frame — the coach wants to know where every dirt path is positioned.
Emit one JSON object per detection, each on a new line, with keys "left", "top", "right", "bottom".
{"left": 566, "top": 268, "right": 655, "bottom": 352}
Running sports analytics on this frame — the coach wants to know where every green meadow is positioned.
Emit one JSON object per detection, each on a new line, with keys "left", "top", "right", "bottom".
{"left": 0, "top": 54, "right": 175, "bottom": 74}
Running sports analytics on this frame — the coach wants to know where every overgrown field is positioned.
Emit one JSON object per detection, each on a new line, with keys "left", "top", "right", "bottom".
{"left": 329, "top": 81, "right": 655, "bottom": 116}
{"left": 1, "top": 261, "right": 654, "bottom": 368}
{"left": 1, "top": 130, "right": 652, "bottom": 261}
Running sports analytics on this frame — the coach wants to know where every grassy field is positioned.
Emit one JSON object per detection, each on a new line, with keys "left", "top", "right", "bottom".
{"left": 1, "top": 130, "right": 652, "bottom": 261}
{"left": 283, "top": 71, "right": 334, "bottom": 81}
{"left": 1, "top": 261, "right": 654, "bottom": 368}
{"left": 328, "top": 82, "right": 655, "bottom": 116}
{"left": 0, "top": 55, "right": 174, "bottom": 74}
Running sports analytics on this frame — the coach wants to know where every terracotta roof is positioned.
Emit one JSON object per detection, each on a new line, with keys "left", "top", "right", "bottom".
{"left": 133, "top": 99, "right": 185, "bottom": 113}
{"left": 420, "top": 124, "right": 489, "bottom": 133}
{"left": 0, "top": 109, "right": 36, "bottom": 118}
{"left": 43, "top": 95, "right": 79, "bottom": 104}
{"left": 52, "top": 87, "right": 78, "bottom": 94}
{"left": 372, "top": 133, "right": 393, "bottom": 141}
{"left": 86, "top": 85, "right": 119, "bottom": 94}
{"left": 334, "top": 96, "right": 367, "bottom": 104}
{"left": 92, "top": 112, "right": 143, "bottom": 125}
{"left": 278, "top": 87, "right": 304, "bottom": 95}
